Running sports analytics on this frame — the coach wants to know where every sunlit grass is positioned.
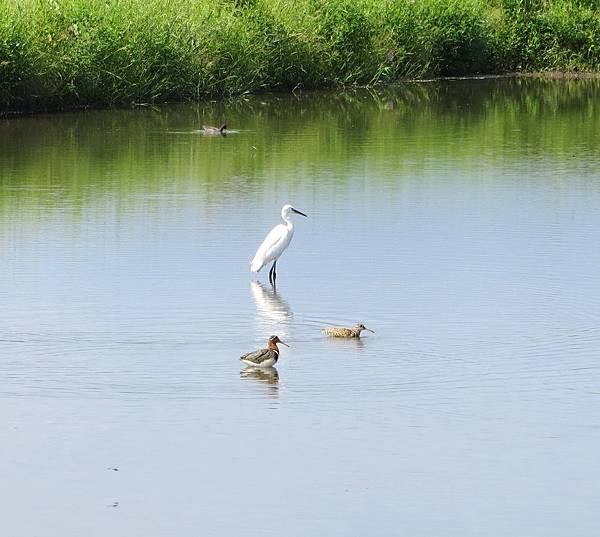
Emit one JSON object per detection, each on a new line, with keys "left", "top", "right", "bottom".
{"left": 1, "top": 0, "right": 600, "bottom": 111}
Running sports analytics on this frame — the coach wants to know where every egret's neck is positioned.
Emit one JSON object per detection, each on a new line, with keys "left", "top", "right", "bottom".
{"left": 282, "top": 213, "right": 294, "bottom": 229}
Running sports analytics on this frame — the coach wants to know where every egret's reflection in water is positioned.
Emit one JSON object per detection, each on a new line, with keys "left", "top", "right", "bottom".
{"left": 250, "top": 281, "right": 293, "bottom": 340}
{"left": 240, "top": 366, "right": 279, "bottom": 397}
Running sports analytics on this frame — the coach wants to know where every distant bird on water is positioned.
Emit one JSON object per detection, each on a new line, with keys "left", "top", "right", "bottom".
{"left": 323, "top": 323, "right": 374, "bottom": 338}
{"left": 201, "top": 124, "right": 227, "bottom": 136}
{"left": 251, "top": 204, "right": 308, "bottom": 286}
{"left": 240, "top": 335, "right": 289, "bottom": 368}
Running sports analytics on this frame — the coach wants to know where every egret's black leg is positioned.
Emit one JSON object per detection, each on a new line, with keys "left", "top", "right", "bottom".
{"left": 269, "top": 261, "right": 276, "bottom": 286}
{"left": 269, "top": 260, "right": 277, "bottom": 287}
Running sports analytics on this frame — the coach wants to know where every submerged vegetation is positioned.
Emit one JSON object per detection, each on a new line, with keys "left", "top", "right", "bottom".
{"left": 1, "top": 0, "right": 600, "bottom": 111}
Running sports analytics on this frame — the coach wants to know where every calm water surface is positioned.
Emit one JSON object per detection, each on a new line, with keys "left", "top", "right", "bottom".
{"left": 1, "top": 78, "right": 600, "bottom": 536}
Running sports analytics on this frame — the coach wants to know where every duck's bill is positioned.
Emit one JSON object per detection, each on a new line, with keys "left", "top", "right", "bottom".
{"left": 365, "top": 328, "right": 375, "bottom": 333}
{"left": 279, "top": 340, "right": 290, "bottom": 347}
{"left": 292, "top": 208, "right": 308, "bottom": 217}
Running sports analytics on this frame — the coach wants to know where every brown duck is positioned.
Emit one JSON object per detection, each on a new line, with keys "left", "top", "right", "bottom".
{"left": 323, "top": 323, "right": 374, "bottom": 338}
{"left": 240, "top": 335, "right": 289, "bottom": 368}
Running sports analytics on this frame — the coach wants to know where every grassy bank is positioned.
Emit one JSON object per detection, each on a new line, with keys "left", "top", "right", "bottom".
{"left": 1, "top": 0, "right": 600, "bottom": 111}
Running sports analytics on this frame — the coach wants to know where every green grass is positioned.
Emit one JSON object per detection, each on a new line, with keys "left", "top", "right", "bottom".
{"left": 1, "top": 0, "right": 600, "bottom": 112}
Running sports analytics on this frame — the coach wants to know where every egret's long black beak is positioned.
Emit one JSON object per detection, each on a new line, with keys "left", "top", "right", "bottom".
{"left": 292, "top": 208, "right": 308, "bottom": 217}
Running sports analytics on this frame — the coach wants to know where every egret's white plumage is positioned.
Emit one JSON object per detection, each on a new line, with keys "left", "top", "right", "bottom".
{"left": 250, "top": 223, "right": 290, "bottom": 273}
{"left": 250, "top": 204, "right": 307, "bottom": 285}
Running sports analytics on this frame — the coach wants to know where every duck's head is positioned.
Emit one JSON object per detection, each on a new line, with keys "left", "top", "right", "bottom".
{"left": 355, "top": 323, "right": 374, "bottom": 333}
{"left": 268, "top": 335, "right": 289, "bottom": 349}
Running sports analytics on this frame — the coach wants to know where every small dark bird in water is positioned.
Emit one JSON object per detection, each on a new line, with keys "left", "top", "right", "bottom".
{"left": 202, "top": 124, "right": 227, "bottom": 136}
{"left": 323, "top": 323, "right": 374, "bottom": 338}
{"left": 240, "top": 335, "right": 289, "bottom": 368}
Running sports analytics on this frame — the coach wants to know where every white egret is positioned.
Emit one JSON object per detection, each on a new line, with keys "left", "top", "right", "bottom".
{"left": 250, "top": 204, "right": 308, "bottom": 286}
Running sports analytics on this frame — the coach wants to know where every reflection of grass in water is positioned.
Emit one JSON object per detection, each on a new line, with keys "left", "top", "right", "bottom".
{"left": 1, "top": 0, "right": 600, "bottom": 111}
{"left": 2, "top": 78, "right": 600, "bottom": 212}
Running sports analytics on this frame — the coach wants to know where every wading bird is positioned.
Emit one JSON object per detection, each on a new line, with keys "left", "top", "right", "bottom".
{"left": 250, "top": 204, "right": 307, "bottom": 286}
{"left": 323, "top": 323, "right": 374, "bottom": 338}
{"left": 240, "top": 335, "right": 289, "bottom": 368}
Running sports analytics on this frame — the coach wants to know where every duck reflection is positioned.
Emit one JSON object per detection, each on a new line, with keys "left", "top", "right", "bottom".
{"left": 324, "top": 335, "right": 366, "bottom": 352}
{"left": 240, "top": 366, "right": 279, "bottom": 396}
{"left": 250, "top": 281, "right": 293, "bottom": 339}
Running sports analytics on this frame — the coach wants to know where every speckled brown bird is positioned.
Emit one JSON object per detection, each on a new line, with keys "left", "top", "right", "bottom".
{"left": 240, "top": 335, "right": 289, "bottom": 367}
{"left": 323, "top": 323, "right": 374, "bottom": 338}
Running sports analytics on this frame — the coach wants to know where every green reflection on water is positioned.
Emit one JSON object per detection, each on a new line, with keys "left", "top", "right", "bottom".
{"left": 1, "top": 77, "right": 599, "bottom": 213}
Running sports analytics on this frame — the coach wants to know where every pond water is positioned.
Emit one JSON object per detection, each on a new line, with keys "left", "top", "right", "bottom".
{"left": 1, "top": 78, "right": 600, "bottom": 536}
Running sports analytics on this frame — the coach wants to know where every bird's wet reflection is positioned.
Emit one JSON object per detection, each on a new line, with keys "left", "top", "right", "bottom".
{"left": 250, "top": 281, "right": 293, "bottom": 340}
{"left": 240, "top": 366, "right": 279, "bottom": 397}
{"left": 323, "top": 335, "right": 367, "bottom": 353}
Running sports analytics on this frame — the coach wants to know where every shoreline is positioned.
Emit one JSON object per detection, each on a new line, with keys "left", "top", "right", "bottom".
{"left": 2, "top": 0, "right": 600, "bottom": 116}
{"left": 2, "top": 71, "right": 599, "bottom": 118}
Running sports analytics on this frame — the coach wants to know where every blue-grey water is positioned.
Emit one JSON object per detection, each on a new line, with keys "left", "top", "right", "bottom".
{"left": 1, "top": 79, "right": 600, "bottom": 536}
